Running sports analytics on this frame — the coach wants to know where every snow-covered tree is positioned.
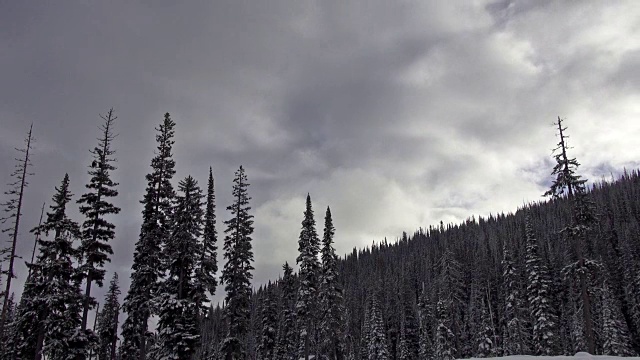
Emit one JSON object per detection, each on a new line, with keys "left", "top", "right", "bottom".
{"left": 121, "top": 113, "right": 176, "bottom": 360}
{"left": 220, "top": 166, "right": 255, "bottom": 359}
{"left": 257, "top": 283, "right": 278, "bottom": 360}
{"left": 154, "top": 175, "right": 204, "bottom": 360}
{"left": 296, "top": 194, "right": 321, "bottom": 360}
{"left": 96, "top": 273, "right": 121, "bottom": 360}
{"left": 525, "top": 215, "right": 558, "bottom": 355}
{"left": 274, "top": 262, "right": 297, "bottom": 360}
{"left": 77, "top": 108, "right": 120, "bottom": 331}
{"left": 501, "top": 244, "right": 529, "bottom": 355}
{"left": 601, "top": 280, "right": 635, "bottom": 356}
{"left": 367, "top": 296, "right": 389, "bottom": 360}
{"left": 29, "top": 174, "right": 88, "bottom": 360}
{"left": 417, "top": 285, "right": 434, "bottom": 360}
{"left": 434, "top": 297, "right": 455, "bottom": 360}
{"left": 319, "top": 206, "right": 346, "bottom": 360}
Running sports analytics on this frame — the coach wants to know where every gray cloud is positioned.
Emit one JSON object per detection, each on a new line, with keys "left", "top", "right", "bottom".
{"left": 1, "top": 0, "right": 639, "bottom": 314}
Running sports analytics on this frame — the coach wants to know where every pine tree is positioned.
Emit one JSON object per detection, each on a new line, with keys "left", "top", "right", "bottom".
{"left": 434, "top": 297, "right": 455, "bottom": 360}
{"left": 29, "top": 174, "right": 88, "bottom": 360}
{"left": 6, "top": 265, "right": 43, "bottom": 360}
{"left": 0, "top": 124, "right": 34, "bottom": 334}
{"left": 155, "top": 175, "right": 204, "bottom": 360}
{"left": 257, "top": 283, "right": 278, "bottom": 360}
{"left": 121, "top": 113, "right": 176, "bottom": 360}
{"left": 296, "top": 194, "right": 321, "bottom": 360}
{"left": 274, "top": 263, "right": 296, "bottom": 360}
{"left": 601, "top": 280, "right": 635, "bottom": 356}
{"left": 417, "top": 285, "right": 434, "bottom": 360}
{"left": 97, "top": 273, "right": 121, "bottom": 360}
{"left": 501, "top": 244, "right": 529, "bottom": 355}
{"left": 475, "top": 297, "right": 497, "bottom": 358}
{"left": 220, "top": 166, "right": 255, "bottom": 359}
{"left": 367, "top": 296, "right": 389, "bottom": 360}
{"left": 545, "top": 117, "right": 598, "bottom": 353}
{"left": 193, "top": 167, "right": 218, "bottom": 316}
{"left": 319, "top": 206, "right": 346, "bottom": 360}
{"left": 525, "top": 215, "right": 557, "bottom": 355}
{"left": 78, "top": 109, "right": 120, "bottom": 331}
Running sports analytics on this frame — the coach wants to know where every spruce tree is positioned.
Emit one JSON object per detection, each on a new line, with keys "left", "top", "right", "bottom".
{"left": 274, "top": 262, "right": 297, "bottom": 360}
{"left": 0, "top": 124, "right": 34, "bottom": 334}
{"left": 501, "top": 244, "right": 529, "bottom": 355}
{"left": 77, "top": 108, "right": 120, "bottom": 331}
{"left": 544, "top": 117, "right": 598, "bottom": 353}
{"left": 6, "top": 265, "right": 44, "bottom": 360}
{"left": 257, "top": 283, "right": 278, "bottom": 360}
{"left": 220, "top": 166, "right": 255, "bottom": 359}
{"left": 193, "top": 167, "right": 218, "bottom": 316}
{"left": 417, "top": 285, "right": 434, "bottom": 360}
{"left": 434, "top": 297, "right": 455, "bottom": 360}
{"left": 121, "top": 113, "right": 176, "bottom": 360}
{"left": 96, "top": 273, "right": 121, "bottom": 360}
{"left": 29, "top": 174, "right": 87, "bottom": 360}
{"left": 525, "top": 215, "right": 557, "bottom": 355}
{"left": 319, "top": 206, "right": 346, "bottom": 360}
{"left": 367, "top": 296, "right": 389, "bottom": 360}
{"left": 154, "top": 176, "right": 204, "bottom": 360}
{"left": 296, "top": 194, "right": 321, "bottom": 360}
{"left": 601, "top": 280, "right": 635, "bottom": 356}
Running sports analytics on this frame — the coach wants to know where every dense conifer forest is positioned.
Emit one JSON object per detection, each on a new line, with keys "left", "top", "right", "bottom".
{"left": 1, "top": 112, "right": 640, "bottom": 360}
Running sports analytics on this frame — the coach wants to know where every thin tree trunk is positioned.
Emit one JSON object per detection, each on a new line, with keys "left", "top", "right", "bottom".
{"left": 89, "top": 303, "right": 100, "bottom": 360}
{"left": 0, "top": 124, "right": 34, "bottom": 334}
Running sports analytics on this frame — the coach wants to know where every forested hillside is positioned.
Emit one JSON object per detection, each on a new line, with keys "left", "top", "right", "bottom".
{"left": 199, "top": 168, "right": 640, "bottom": 360}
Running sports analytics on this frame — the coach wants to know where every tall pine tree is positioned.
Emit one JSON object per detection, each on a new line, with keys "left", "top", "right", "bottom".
{"left": 96, "top": 273, "right": 121, "bottom": 360}
{"left": 154, "top": 176, "right": 204, "bottom": 360}
{"left": 295, "top": 194, "right": 321, "bottom": 360}
{"left": 525, "top": 214, "right": 558, "bottom": 355}
{"left": 319, "top": 206, "right": 346, "bottom": 360}
{"left": 121, "top": 113, "right": 176, "bottom": 360}
{"left": 220, "top": 166, "right": 255, "bottom": 359}
{"left": 274, "top": 262, "right": 297, "bottom": 360}
{"left": 77, "top": 108, "right": 120, "bottom": 331}
{"left": 193, "top": 167, "right": 218, "bottom": 317}
{"left": 29, "top": 174, "right": 87, "bottom": 360}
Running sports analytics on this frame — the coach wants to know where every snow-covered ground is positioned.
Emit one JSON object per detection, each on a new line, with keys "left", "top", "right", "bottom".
{"left": 460, "top": 352, "right": 640, "bottom": 360}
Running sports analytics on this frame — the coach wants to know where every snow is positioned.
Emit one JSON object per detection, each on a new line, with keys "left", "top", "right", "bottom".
{"left": 459, "top": 353, "right": 640, "bottom": 360}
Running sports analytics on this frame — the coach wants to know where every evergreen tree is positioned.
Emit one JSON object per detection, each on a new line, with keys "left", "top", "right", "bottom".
{"left": 525, "top": 215, "right": 557, "bottom": 355}
{"left": 475, "top": 297, "right": 497, "bottom": 358}
{"left": 367, "top": 296, "right": 389, "bottom": 360}
{"left": 220, "top": 166, "right": 254, "bottom": 359}
{"left": 274, "top": 263, "right": 296, "bottom": 360}
{"left": 417, "top": 285, "right": 434, "bottom": 360}
{"left": 0, "top": 124, "right": 34, "bottom": 334}
{"left": 257, "top": 283, "right": 278, "bottom": 360}
{"left": 77, "top": 108, "right": 120, "bottom": 331}
{"left": 319, "top": 206, "right": 346, "bottom": 360}
{"left": 434, "top": 297, "right": 455, "bottom": 360}
{"left": 501, "top": 245, "right": 529, "bottom": 355}
{"left": 601, "top": 280, "right": 635, "bottom": 356}
{"left": 6, "top": 266, "right": 43, "bottom": 360}
{"left": 155, "top": 176, "right": 204, "bottom": 360}
{"left": 295, "top": 194, "right": 321, "bottom": 360}
{"left": 193, "top": 167, "right": 218, "bottom": 317}
{"left": 121, "top": 113, "right": 176, "bottom": 360}
{"left": 29, "top": 174, "right": 88, "bottom": 360}
{"left": 544, "top": 117, "right": 599, "bottom": 353}
{"left": 97, "top": 273, "right": 121, "bottom": 360}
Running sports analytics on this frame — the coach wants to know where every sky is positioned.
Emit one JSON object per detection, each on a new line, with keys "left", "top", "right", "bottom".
{"left": 1, "top": 0, "right": 640, "bottom": 316}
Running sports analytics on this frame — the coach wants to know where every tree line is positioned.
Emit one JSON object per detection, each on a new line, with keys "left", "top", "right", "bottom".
{"left": 1, "top": 113, "right": 640, "bottom": 360}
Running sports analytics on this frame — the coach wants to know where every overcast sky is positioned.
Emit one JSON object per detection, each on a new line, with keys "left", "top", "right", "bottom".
{"left": 2, "top": 0, "right": 640, "bottom": 313}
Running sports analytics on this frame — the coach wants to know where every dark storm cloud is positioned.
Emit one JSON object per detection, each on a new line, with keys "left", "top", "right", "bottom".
{"left": 2, "top": 0, "right": 639, "bottom": 310}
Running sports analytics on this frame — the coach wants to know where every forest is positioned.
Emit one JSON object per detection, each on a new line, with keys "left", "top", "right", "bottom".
{"left": 1, "top": 111, "right": 640, "bottom": 360}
